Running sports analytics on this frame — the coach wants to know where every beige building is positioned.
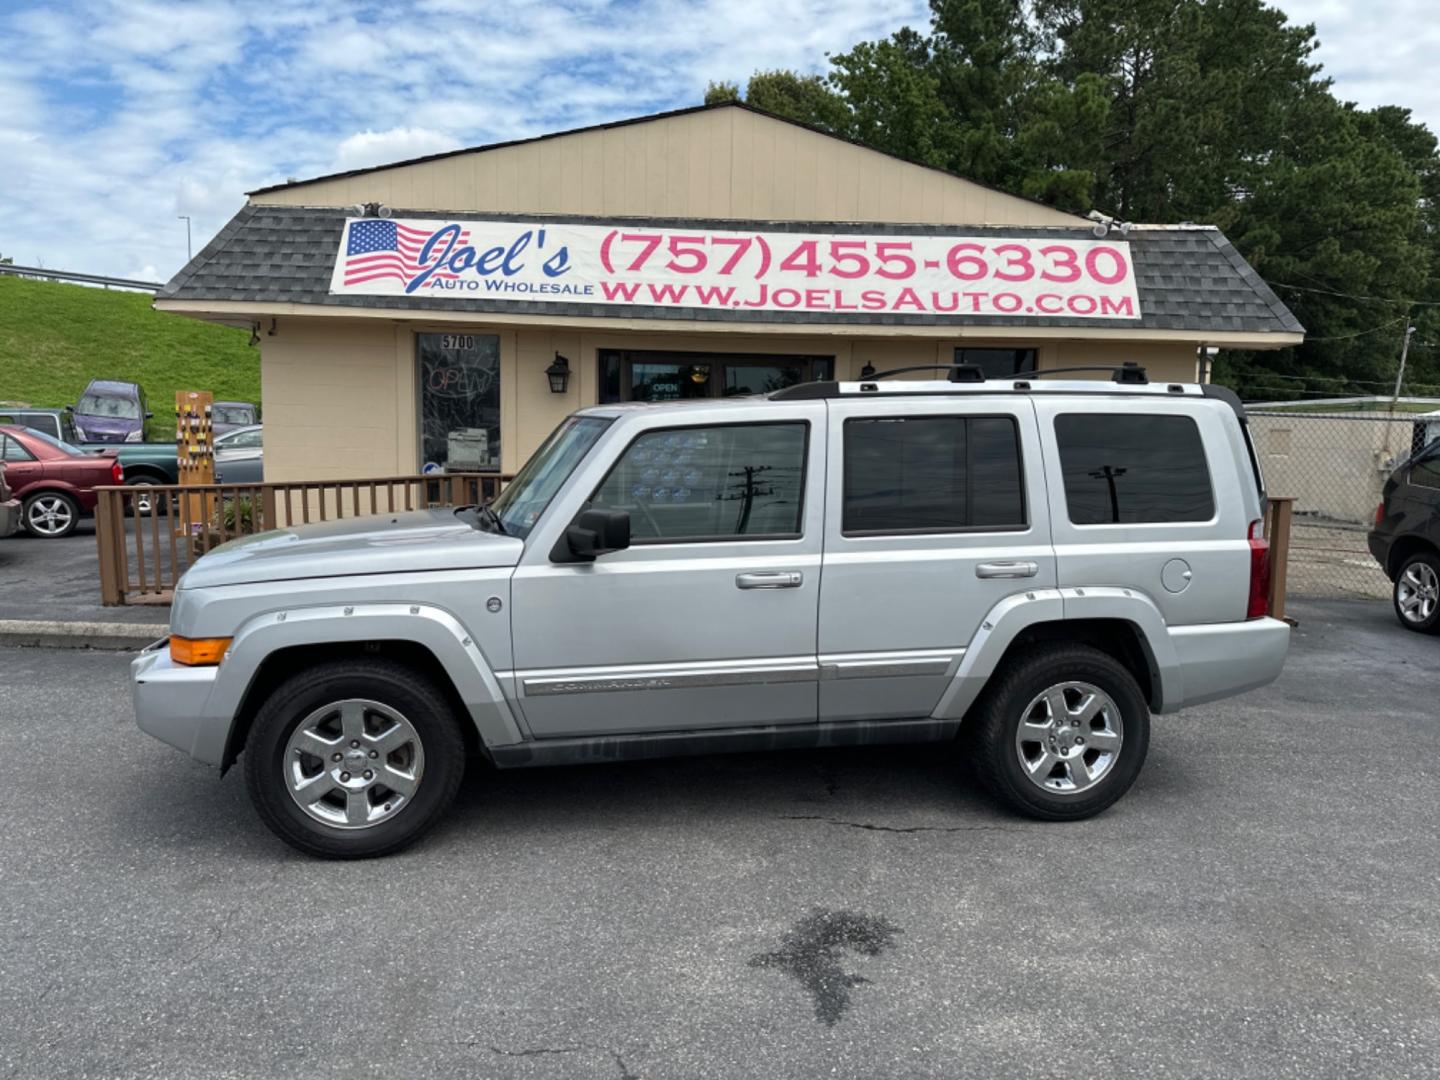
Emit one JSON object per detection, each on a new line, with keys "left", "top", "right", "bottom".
{"left": 157, "top": 103, "right": 1303, "bottom": 481}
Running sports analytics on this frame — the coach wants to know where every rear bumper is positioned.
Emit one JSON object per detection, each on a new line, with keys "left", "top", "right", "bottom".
{"left": 131, "top": 640, "right": 229, "bottom": 766}
{"left": 1366, "top": 530, "right": 1392, "bottom": 578}
{"left": 1168, "top": 617, "right": 1290, "bottom": 710}
{"left": 0, "top": 498, "right": 19, "bottom": 538}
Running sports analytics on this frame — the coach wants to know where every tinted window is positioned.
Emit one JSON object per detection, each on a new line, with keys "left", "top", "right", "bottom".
{"left": 843, "top": 416, "right": 1026, "bottom": 533}
{"left": 1411, "top": 446, "right": 1440, "bottom": 490}
{"left": 591, "top": 423, "right": 807, "bottom": 541}
{"left": 1055, "top": 414, "right": 1214, "bottom": 524}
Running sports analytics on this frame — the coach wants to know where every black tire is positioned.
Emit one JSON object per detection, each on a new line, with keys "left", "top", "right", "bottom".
{"left": 1392, "top": 551, "right": 1440, "bottom": 634}
{"left": 22, "top": 491, "right": 80, "bottom": 538}
{"left": 243, "top": 659, "right": 467, "bottom": 858}
{"left": 969, "top": 644, "right": 1150, "bottom": 821}
{"left": 126, "top": 477, "right": 161, "bottom": 517}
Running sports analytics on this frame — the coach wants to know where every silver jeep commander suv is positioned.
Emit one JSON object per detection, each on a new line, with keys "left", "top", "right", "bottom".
{"left": 133, "top": 362, "right": 1289, "bottom": 858}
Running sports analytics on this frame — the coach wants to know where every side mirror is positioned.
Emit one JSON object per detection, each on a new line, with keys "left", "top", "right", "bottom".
{"left": 64, "top": 405, "right": 74, "bottom": 413}
{"left": 552, "top": 508, "right": 631, "bottom": 563}
{"left": 145, "top": 411, "right": 154, "bottom": 419}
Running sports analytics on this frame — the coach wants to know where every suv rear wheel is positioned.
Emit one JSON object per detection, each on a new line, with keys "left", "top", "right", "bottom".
{"left": 970, "top": 644, "right": 1150, "bottom": 820}
{"left": 1393, "top": 551, "right": 1440, "bottom": 634}
{"left": 243, "top": 659, "right": 466, "bottom": 858}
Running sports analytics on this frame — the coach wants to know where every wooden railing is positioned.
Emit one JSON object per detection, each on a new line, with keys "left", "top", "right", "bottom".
{"left": 94, "top": 473, "right": 511, "bottom": 606}
{"left": 1264, "top": 495, "right": 1296, "bottom": 622}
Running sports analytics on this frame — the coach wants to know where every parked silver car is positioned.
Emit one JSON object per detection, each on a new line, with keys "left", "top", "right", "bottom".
{"left": 213, "top": 424, "right": 263, "bottom": 485}
{"left": 132, "top": 365, "right": 1289, "bottom": 858}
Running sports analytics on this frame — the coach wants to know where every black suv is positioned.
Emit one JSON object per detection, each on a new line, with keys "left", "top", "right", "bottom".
{"left": 1369, "top": 440, "right": 1440, "bottom": 633}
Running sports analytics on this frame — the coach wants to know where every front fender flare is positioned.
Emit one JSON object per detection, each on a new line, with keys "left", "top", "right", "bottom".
{"left": 211, "top": 602, "right": 524, "bottom": 753}
{"left": 930, "top": 587, "right": 1183, "bottom": 721}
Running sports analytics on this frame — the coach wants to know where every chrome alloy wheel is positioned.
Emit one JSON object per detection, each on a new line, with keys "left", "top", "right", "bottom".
{"left": 1014, "top": 681, "right": 1123, "bottom": 795}
{"left": 1397, "top": 562, "right": 1439, "bottom": 624}
{"left": 284, "top": 699, "right": 425, "bottom": 829}
{"left": 26, "top": 495, "right": 74, "bottom": 536}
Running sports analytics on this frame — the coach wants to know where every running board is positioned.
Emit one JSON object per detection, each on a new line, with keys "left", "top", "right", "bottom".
{"left": 487, "top": 717, "right": 960, "bottom": 769}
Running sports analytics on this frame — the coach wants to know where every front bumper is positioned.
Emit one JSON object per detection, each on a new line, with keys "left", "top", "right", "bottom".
{"left": 0, "top": 498, "right": 19, "bottom": 538}
{"left": 131, "top": 640, "right": 229, "bottom": 766}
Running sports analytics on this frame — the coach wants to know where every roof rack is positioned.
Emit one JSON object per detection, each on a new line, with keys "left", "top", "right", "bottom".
{"left": 1028, "top": 362, "right": 1149, "bottom": 385}
{"left": 865, "top": 363, "right": 987, "bottom": 383}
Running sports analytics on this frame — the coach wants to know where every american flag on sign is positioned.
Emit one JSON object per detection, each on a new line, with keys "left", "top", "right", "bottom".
{"left": 341, "top": 219, "right": 471, "bottom": 286}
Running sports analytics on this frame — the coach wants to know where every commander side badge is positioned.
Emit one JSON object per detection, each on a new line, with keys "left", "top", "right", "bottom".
{"left": 486, "top": 596, "right": 503, "bottom": 613}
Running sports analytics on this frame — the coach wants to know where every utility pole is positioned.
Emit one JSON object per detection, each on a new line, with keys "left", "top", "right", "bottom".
{"left": 1392, "top": 322, "right": 1417, "bottom": 406}
{"left": 178, "top": 215, "right": 192, "bottom": 261}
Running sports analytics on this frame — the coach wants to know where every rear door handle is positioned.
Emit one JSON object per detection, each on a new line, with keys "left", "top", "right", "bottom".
{"left": 736, "top": 571, "right": 804, "bottom": 589}
{"left": 976, "top": 561, "right": 1039, "bottom": 579}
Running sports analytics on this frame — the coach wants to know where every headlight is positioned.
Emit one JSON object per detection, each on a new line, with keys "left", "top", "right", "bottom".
{"left": 124, "top": 429, "right": 143, "bottom": 442}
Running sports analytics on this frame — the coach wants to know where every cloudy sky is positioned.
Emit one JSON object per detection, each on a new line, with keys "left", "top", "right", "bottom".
{"left": 1, "top": 0, "right": 1435, "bottom": 281}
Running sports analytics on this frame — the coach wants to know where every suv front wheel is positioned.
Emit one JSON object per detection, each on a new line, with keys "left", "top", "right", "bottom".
{"left": 243, "top": 659, "right": 466, "bottom": 858}
{"left": 970, "top": 644, "right": 1150, "bottom": 820}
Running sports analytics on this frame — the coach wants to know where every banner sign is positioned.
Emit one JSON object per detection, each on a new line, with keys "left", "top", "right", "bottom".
{"left": 331, "top": 218, "right": 1141, "bottom": 319}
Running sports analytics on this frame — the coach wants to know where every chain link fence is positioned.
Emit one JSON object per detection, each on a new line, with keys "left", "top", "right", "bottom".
{"left": 1249, "top": 408, "right": 1440, "bottom": 599}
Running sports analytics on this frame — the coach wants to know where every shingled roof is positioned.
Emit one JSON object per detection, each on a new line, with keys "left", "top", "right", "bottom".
{"left": 159, "top": 204, "right": 1303, "bottom": 336}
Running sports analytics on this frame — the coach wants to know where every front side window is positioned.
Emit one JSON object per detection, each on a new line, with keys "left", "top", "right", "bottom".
{"left": 417, "top": 332, "right": 501, "bottom": 472}
{"left": 1055, "top": 414, "right": 1215, "bottom": 524}
{"left": 590, "top": 423, "right": 807, "bottom": 542}
{"left": 490, "top": 415, "right": 612, "bottom": 539}
{"left": 844, "top": 416, "right": 1026, "bottom": 534}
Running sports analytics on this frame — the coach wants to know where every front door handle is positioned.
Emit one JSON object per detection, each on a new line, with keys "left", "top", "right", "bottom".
{"left": 736, "top": 571, "right": 804, "bottom": 590}
{"left": 976, "top": 561, "right": 1039, "bottom": 579}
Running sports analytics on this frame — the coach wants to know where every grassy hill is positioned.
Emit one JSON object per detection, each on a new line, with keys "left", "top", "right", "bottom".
{"left": 0, "top": 275, "right": 259, "bottom": 440}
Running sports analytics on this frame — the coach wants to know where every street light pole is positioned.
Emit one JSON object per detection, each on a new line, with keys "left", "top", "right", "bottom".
{"left": 1392, "top": 322, "right": 1417, "bottom": 406}
{"left": 178, "top": 215, "right": 192, "bottom": 261}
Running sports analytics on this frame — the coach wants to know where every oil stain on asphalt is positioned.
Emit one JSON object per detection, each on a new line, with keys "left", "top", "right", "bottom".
{"left": 748, "top": 908, "right": 902, "bottom": 1025}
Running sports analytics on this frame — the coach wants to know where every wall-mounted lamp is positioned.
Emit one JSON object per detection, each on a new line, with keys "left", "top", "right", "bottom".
{"left": 353, "top": 202, "right": 393, "bottom": 219}
{"left": 859, "top": 362, "right": 877, "bottom": 379}
{"left": 546, "top": 352, "right": 572, "bottom": 394}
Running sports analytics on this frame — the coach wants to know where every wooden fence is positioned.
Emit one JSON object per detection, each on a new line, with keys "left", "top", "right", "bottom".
{"left": 94, "top": 473, "right": 510, "bottom": 606}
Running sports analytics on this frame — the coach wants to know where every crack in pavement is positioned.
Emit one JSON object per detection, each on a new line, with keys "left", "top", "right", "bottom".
{"left": 780, "top": 814, "right": 1035, "bottom": 834}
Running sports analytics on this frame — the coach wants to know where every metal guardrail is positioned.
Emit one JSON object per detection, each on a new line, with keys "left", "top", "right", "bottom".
{"left": 0, "top": 263, "right": 164, "bottom": 292}
{"left": 94, "top": 473, "right": 511, "bottom": 605}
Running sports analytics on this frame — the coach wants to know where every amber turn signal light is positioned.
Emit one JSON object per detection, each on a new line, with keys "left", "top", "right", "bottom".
{"left": 169, "top": 636, "right": 232, "bottom": 666}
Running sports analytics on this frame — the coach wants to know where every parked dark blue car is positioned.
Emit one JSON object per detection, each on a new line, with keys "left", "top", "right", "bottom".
{"left": 73, "top": 379, "right": 150, "bottom": 443}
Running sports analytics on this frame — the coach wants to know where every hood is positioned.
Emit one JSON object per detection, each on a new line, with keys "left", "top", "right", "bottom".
{"left": 77, "top": 415, "right": 140, "bottom": 439}
{"left": 179, "top": 507, "right": 525, "bottom": 589}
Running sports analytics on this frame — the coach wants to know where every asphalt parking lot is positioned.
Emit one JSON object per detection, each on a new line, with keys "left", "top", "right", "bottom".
{"left": 2, "top": 598, "right": 1437, "bottom": 1079}
{"left": 0, "top": 519, "right": 169, "bottom": 627}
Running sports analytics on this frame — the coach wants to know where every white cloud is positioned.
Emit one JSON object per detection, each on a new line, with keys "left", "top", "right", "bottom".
{"left": 331, "top": 127, "right": 463, "bottom": 172}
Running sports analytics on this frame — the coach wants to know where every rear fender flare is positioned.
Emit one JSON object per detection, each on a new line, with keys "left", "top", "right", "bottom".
{"left": 209, "top": 603, "right": 523, "bottom": 749}
{"left": 931, "top": 587, "right": 1183, "bottom": 720}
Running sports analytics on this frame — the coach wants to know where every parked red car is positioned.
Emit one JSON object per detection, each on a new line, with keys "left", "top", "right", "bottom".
{"left": 0, "top": 424, "right": 122, "bottom": 538}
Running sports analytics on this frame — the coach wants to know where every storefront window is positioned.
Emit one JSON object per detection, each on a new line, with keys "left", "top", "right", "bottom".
{"left": 418, "top": 333, "right": 501, "bottom": 472}
{"left": 954, "top": 348, "right": 1037, "bottom": 379}
{"left": 599, "top": 350, "right": 832, "bottom": 404}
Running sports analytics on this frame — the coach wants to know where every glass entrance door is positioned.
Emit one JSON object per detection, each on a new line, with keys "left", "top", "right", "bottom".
{"left": 600, "top": 350, "right": 833, "bottom": 404}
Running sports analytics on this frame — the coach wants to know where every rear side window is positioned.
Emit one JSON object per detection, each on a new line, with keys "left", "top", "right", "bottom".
{"left": 1055, "top": 414, "right": 1214, "bottom": 525}
{"left": 1412, "top": 445, "right": 1440, "bottom": 490}
{"left": 843, "top": 416, "right": 1026, "bottom": 533}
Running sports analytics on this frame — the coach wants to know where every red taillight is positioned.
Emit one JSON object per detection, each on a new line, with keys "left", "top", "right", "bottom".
{"left": 1375, "top": 501, "right": 1385, "bottom": 526}
{"left": 1247, "top": 519, "right": 1271, "bottom": 620}
{"left": 111, "top": 460, "right": 123, "bottom": 484}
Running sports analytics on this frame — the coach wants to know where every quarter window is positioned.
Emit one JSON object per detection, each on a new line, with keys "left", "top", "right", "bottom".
{"left": 2, "top": 436, "right": 33, "bottom": 462}
{"left": 843, "top": 416, "right": 1026, "bottom": 533}
{"left": 590, "top": 423, "right": 807, "bottom": 541}
{"left": 1411, "top": 446, "right": 1440, "bottom": 490}
{"left": 1055, "top": 414, "right": 1215, "bottom": 524}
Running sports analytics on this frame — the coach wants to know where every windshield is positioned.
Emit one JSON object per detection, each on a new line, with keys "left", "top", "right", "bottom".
{"left": 489, "top": 415, "right": 612, "bottom": 539}
{"left": 215, "top": 406, "right": 254, "bottom": 424}
{"left": 77, "top": 393, "right": 140, "bottom": 420}
{"left": 24, "top": 428, "right": 84, "bottom": 456}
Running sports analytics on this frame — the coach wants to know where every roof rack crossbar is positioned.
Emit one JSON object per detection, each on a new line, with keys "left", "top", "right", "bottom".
{"left": 1028, "top": 362, "right": 1149, "bottom": 385}
{"left": 865, "top": 363, "right": 986, "bottom": 383}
